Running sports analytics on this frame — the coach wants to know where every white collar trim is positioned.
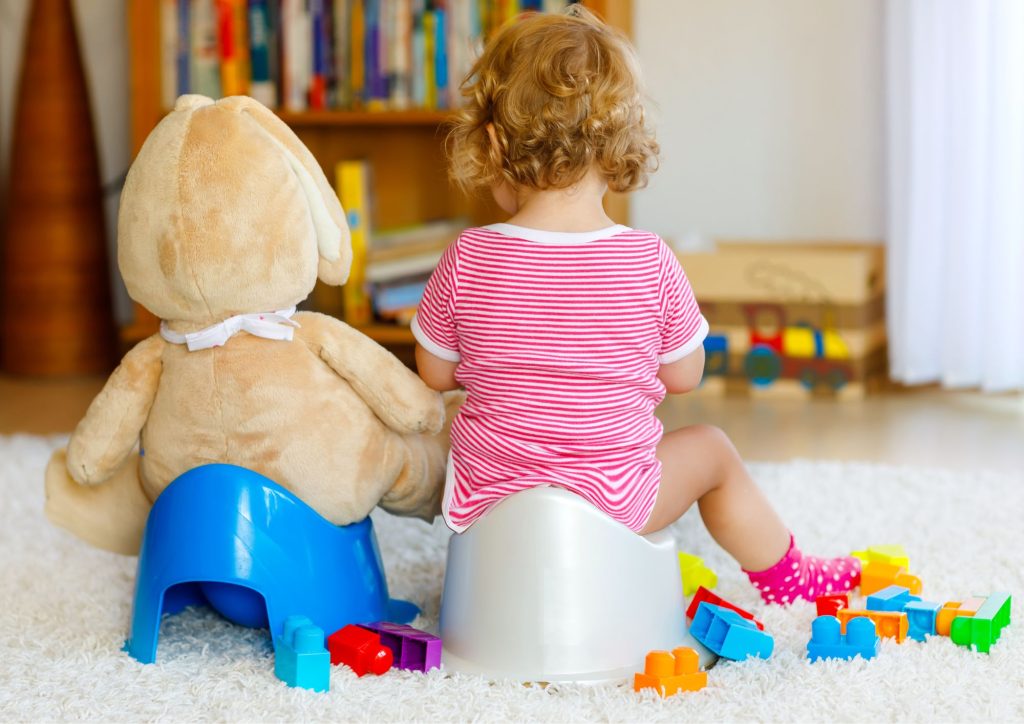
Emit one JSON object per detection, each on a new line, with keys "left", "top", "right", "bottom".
{"left": 484, "top": 223, "right": 631, "bottom": 245}
{"left": 160, "top": 307, "right": 300, "bottom": 351}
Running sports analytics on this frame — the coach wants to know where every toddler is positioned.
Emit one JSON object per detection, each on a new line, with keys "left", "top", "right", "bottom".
{"left": 411, "top": 6, "right": 858, "bottom": 604}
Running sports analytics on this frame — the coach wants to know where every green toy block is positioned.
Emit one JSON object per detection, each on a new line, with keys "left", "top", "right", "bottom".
{"left": 678, "top": 552, "right": 717, "bottom": 596}
{"left": 950, "top": 592, "right": 1012, "bottom": 653}
{"left": 851, "top": 545, "right": 909, "bottom": 569}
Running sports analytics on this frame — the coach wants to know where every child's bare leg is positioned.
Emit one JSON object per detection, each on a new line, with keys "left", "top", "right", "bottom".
{"left": 639, "top": 424, "right": 861, "bottom": 604}
{"left": 638, "top": 424, "right": 789, "bottom": 571}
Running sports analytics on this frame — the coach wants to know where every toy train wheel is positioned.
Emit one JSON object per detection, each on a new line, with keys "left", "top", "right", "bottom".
{"left": 744, "top": 346, "right": 781, "bottom": 386}
{"left": 825, "top": 368, "right": 849, "bottom": 390}
{"left": 799, "top": 367, "right": 818, "bottom": 390}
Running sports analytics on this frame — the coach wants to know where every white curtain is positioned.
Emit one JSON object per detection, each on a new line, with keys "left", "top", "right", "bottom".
{"left": 887, "top": 0, "right": 1024, "bottom": 392}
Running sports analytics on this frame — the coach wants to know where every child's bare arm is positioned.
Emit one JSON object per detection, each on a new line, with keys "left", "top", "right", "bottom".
{"left": 658, "top": 346, "right": 705, "bottom": 394}
{"left": 415, "top": 344, "right": 460, "bottom": 391}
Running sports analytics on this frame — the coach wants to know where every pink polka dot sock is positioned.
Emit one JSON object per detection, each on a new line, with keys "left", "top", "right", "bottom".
{"left": 743, "top": 534, "right": 861, "bottom": 605}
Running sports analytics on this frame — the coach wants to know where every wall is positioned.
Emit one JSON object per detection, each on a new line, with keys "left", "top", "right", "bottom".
{"left": 632, "top": 0, "right": 886, "bottom": 246}
{"left": 0, "top": 0, "right": 131, "bottom": 321}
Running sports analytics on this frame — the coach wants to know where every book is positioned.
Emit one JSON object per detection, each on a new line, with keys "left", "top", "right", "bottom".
{"left": 217, "top": 0, "right": 250, "bottom": 96}
{"left": 191, "top": 0, "right": 222, "bottom": 97}
{"left": 309, "top": 0, "right": 328, "bottom": 108}
{"left": 281, "top": 0, "right": 311, "bottom": 110}
{"left": 370, "top": 217, "right": 464, "bottom": 251}
{"left": 248, "top": 0, "right": 276, "bottom": 106}
{"left": 335, "top": 160, "right": 373, "bottom": 325}
{"left": 366, "top": 248, "right": 444, "bottom": 283}
{"left": 161, "top": 0, "right": 181, "bottom": 105}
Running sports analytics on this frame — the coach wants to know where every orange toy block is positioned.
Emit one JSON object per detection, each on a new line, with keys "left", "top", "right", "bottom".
{"left": 837, "top": 609, "right": 909, "bottom": 643}
{"left": 634, "top": 647, "right": 707, "bottom": 698}
{"left": 935, "top": 598, "right": 986, "bottom": 637}
{"left": 860, "top": 561, "right": 923, "bottom": 597}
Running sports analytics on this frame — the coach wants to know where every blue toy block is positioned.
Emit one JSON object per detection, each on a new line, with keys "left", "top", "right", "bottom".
{"left": 689, "top": 602, "right": 774, "bottom": 661}
{"left": 904, "top": 600, "right": 942, "bottom": 642}
{"left": 866, "top": 585, "right": 921, "bottom": 613}
{"left": 806, "top": 615, "right": 879, "bottom": 662}
{"left": 275, "top": 615, "right": 331, "bottom": 692}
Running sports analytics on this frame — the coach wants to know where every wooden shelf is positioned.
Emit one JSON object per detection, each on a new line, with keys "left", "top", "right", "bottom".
{"left": 126, "top": 0, "right": 631, "bottom": 352}
{"left": 276, "top": 109, "right": 454, "bottom": 128}
{"left": 352, "top": 323, "right": 415, "bottom": 345}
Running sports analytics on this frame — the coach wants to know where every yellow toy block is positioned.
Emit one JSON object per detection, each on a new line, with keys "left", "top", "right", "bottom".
{"left": 851, "top": 545, "right": 910, "bottom": 569}
{"left": 678, "top": 552, "right": 717, "bottom": 596}
{"left": 634, "top": 647, "right": 707, "bottom": 697}
{"left": 860, "top": 560, "right": 922, "bottom": 596}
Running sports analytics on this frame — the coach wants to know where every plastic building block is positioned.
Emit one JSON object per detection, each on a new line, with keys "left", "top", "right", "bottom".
{"left": 816, "top": 593, "right": 851, "bottom": 618}
{"left": 806, "top": 615, "right": 879, "bottom": 662}
{"left": 357, "top": 622, "right": 442, "bottom": 672}
{"left": 851, "top": 545, "right": 909, "bottom": 568}
{"left": 860, "top": 560, "right": 922, "bottom": 597}
{"left": 685, "top": 586, "right": 765, "bottom": 630}
{"left": 327, "top": 624, "right": 393, "bottom": 676}
{"left": 904, "top": 600, "right": 942, "bottom": 642}
{"left": 633, "top": 647, "right": 707, "bottom": 697}
{"left": 837, "top": 609, "right": 908, "bottom": 643}
{"left": 950, "top": 592, "right": 1012, "bottom": 653}
{"left": 690, "top": 602, "right": 774, "bottom": 661}
{"left": 935, "top": 597, "right": 986, "bottom": 637}
{"left": 274, "top": 615, "right": 331, "bottom": 692}
{"left": 678, "top": 552, "right": 718, "bottom": 596}
{"left": 866, "top": 585, "right": 921, "bottom": 613}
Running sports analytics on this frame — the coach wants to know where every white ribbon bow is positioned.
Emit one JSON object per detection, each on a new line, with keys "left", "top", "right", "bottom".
{"left": 159, "top": 307, "right": 301, "bottom": 351}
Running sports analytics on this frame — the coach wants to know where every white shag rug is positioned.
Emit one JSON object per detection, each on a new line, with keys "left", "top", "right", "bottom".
{"left": 1, "top": 434, "right": 1022, "bottom": 723}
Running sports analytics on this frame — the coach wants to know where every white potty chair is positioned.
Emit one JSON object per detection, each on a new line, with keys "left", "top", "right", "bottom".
{"left": 439, "top": 486, "right": 716, "bottom": 682}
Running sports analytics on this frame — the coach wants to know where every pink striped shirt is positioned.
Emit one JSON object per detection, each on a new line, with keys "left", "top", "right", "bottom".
{"left": 411, "top": 224, "right": 708, "bottom": 532}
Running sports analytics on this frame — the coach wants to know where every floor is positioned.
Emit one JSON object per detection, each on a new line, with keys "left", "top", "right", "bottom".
{"left": 1, "top": 374, "right": 1022, "bottom": 475}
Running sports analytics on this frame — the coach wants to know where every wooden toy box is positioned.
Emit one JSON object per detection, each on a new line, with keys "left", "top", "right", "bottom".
{"left": 677, "top": 241, "right": 887, "bottom": 400}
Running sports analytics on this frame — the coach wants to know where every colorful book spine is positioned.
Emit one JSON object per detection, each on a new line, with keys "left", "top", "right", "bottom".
{"left": 216, "top": 0, "right": 249, "bottom": 96}
{"left": 160, "top": 0, "right": 180, "bottom": 106}
{"left": 350, "top": 0, "right": 366, "bottom": 104}
{"left": 248, "top": 0, "right": 276, "bottom": 106}
{"left": 434, "top": 3, "right": 448, "bottom": 108}
{"left": 281, "top": 0, "right": 310, "bottom": 110}
{"left": 310, "top": 0, "right": 328, "bottom": 109}
{"left": 411, "top": 0, "right": 426, "bottom": 107}
{"left": 176, "top": 0, "right": 192, "bottom": 97}
{"left": 423, "top": 9, "right": 436, "bottom": 109}
{"left": 190, "top": 0, "right": 222, "bottom": 98}
{"left": 333, "top": 0, "right": 352, "bottom": 107}
{"left": 336, "top": 160, "right": 373, "bottom": 326}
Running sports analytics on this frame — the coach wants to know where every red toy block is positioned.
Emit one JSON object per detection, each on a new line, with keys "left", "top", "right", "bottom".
{"left": 685, "top": 586, "right": 765, "bottom": 631}
{"left": 634, "top": 647, "right": 707, "bottom": 698}
{"left": 327, "top": 624, "right": 393, "bottom": 676}
{"left": 816, "top": 593, "right": 851, "bottom": 617}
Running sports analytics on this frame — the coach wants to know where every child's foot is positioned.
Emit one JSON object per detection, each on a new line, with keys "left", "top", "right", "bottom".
{"left": 743, "top": 535, "right": 861, "bottom": 605}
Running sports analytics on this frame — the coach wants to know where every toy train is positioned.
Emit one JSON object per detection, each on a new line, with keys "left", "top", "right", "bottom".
{"left": 702, "top": 303, "right": 854, "bottom": 391}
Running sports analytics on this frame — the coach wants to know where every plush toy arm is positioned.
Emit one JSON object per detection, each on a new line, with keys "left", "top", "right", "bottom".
{"left": 299, "top": 313, "right": 445, "bottom": 435}
{"left": 66, "top": 334, "right": 165, "bottom": 486}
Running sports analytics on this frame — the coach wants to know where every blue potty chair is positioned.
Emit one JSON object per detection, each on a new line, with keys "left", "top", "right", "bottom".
{"left": 125, "top": 464, "right": 417, "bottom": 664}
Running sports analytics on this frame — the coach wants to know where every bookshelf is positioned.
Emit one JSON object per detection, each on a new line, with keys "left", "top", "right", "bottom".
{"left": 125, "top": 1, "right": 633, "bottom": 349}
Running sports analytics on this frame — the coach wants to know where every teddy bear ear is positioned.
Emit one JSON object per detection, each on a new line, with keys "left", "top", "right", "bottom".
{"left": 217, "top": 96, "right": 352, "bottom": 285}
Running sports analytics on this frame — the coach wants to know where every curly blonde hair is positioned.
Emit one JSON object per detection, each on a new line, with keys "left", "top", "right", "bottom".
{"left": 447, "top": 5, "right": 659, "bottom": 195}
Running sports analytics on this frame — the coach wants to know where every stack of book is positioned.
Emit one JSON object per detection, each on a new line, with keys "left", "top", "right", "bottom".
{"left": 334, "top": 159, "right": 464, "bottom": 325}
{"left": 161, "top": 0, "right": 572, "bottom": 112}
{"left": 367, "top": 219, "right": 465, "bottom": 324}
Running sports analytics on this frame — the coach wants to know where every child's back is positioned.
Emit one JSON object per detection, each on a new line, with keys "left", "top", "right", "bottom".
{"left": 414, "top": 223, "right": 706, "bottom": 531}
